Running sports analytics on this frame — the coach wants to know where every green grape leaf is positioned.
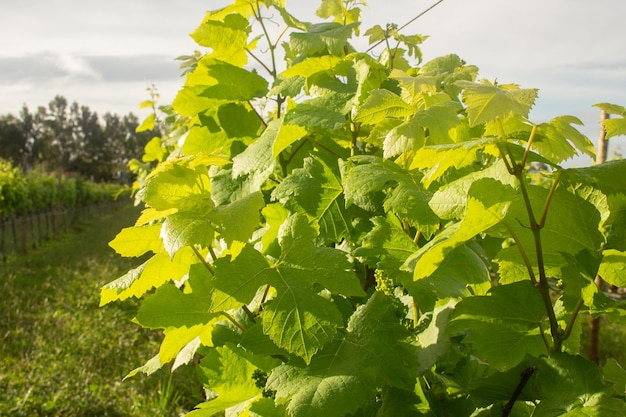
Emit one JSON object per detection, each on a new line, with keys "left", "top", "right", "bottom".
{"left": 389, "top": 69, "right": 436, "bottom": 105}
{"left": 188, "top": 344, "right": 263, "bottom": 417}
{"left": 383, "top": 172, "right": 440, "bottom": 239}
{"left": 353, "top": 89, "right": 414, "bottom": 125}
{"left": 232, "top": 120, "right": 277, "bottom": 185}
{"left": 281, "top": 56, "right": 344, "bottom": 78}
{"left": 141, "top": 159, "right": 213, "bottom": 212}
{"left": 183, "top": 125, "right": 231, "bottom": 156}
{"left": 533, "top": 116, "right": 595, "bottom": 163}
{"left": 142, "top": 136, "right": 165, "bottom": 162}
{"left": 135, "top": 273, "right": 218, "bottom": 329}
{"left": 457, "top": 80, "right": 538, "bottom": 127}
{"left": 260, "top": 203, "right": 291, "bottom": 257}
{"left": 603, "top": 358, "right": 626, "bottom": 396}
{"left": 416, "top": 298, "right": 458, "bottom": 373}
{"left": 429, "top": 160, "right": 515, "bottom": 220}
{"left": 415, "top": 101, "right": 463, "bottom": 144}
{"left": 160, "top": 212, "right": 215, "bottom": 257}
{"left": 212, "top": 214, "right": 364, "bottom": 362}
{"left": 109, "top": 224, "right": 164, "bottom": 257}
{"left": 382, "top": 115, "right": 425, "bottom": 158}
{"left": 598, "top": 249, "right": 626, "bottom": 287}
{"left": 410, "top": 137, "right": 502, "bottom": 188}
{"left": 594, "top": 102, "right": 626, "bottom": 139}
{"left": 564, "top": 159, "right": 626, "bottom": 224}
{"left": 408, "top": 244, "right": 491, "bottom": 311}
{"left": 191, "top": 13, "right": 250, "bottom": 66}
{"left": 270, "top": 75, "right": 305, "bottom": 98}
{"left": 272, "top": 155, "right": 351, "bottom": 242}
{"left": 100, "top": 247, "right": 196, "bottom": 305}
{"left": 450, "top": 281, "right": 548, "bottom": 370}
{"left": 136, "top": 113, "right": 155, "bottom": 133}
{"left": 289, "top": 22, "right": 357, "bottom": 56}
{"left": 267, "top": 293, "right": 418, "bottom": 417}
{"left": 217, "top": 102, "right": 264, "bottom": 138}
{"left": 212, "top": 191, "right": 265, "bottom": 244}
{"left": 502, "top": 185, "right": 604, "bottom": 274}
{"left": 533, "top": 352, "right": 626, "bottom": 416}
{"left": 284, "top": 95, "right": 348, "bottom": 131}
{"left": 604, "top": 117, "right": 626, "bottom": 140}
{"left": 594, "top": 102, "right": 626, "bottom": 115}
{"left": 159, "top": 322, "right": 214, "bottom": 369}
{"left": 272, "top": 120, "right": 307, "bottom": 158}
{"left": 275, "top": 5, "right": 309, "bottom": 31}
{"left": 343, "top": 155, "right": 439, "bottom": 237}
{"left": 406, "top": 178, "right": 515, "bottom": 280}
{"left": 173, "top": 85, "right": 218, "bottom": 117}
{"left": 199, "top": 59, "right": 269, "bottom": 101}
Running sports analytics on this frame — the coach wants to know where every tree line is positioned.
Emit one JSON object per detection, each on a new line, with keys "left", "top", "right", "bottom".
{"left": 0, "top": 95, "right": 158, "bottom": 182}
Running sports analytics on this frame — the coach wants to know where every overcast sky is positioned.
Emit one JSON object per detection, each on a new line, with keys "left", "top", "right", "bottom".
{"left": 2, "top": 0, "right": 625, "bottom": 164}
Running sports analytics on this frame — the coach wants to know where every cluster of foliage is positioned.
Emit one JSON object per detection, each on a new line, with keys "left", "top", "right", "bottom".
{"left": 0, "top": 94, "right": 158, "bottom": 181}
{"left": 0, "top": 159, "right": 126, "bottom": 218}
{"left": 104, "top": 1, "right": 626, "bottom": 416}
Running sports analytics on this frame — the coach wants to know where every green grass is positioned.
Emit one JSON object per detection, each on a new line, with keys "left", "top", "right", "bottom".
{"left": 0, "top": 204, "right": 203, "bottom": 416}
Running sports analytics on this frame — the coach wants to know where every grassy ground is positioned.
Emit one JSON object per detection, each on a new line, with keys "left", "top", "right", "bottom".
{"left": 0, "top": 204, "right": 202, "bottom": 417}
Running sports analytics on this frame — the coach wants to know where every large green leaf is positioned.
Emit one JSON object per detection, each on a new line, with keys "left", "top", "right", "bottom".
{"left": 100, "top": 247, "right": 197, "bottom": 305}
{"left": 533, "top": 116, "right": 595, "bottom": 163}
{"left": 281, "top": 56, "right": 344, "bottom": 79}
{"left": 405, "top": 178, "right": 515, "bottom": 280}
{"left": 533, "top": 353, "right": 626, "bottom": 416}
{"left": 141, "top": 159, "right": 213, "bottom": 212}
{"left": 160, "top": 212, "right": 216, "bottom": 257}
{"left": 272, "top": 154, "right": 351, "bottom": 242}
{"left": 284, "top": 94, "right": 349, "bottom": 131}
{"left": 191, "top": 13, "right": 250, "bottom": 66}
{"left": 217, "top": 102, "right": 264, "bottom": 138}
{"left": 267, "top": 293, "right": 418, "bottom": 417}
{"left": 389, "top": 69, "right": 436, "bottom": 106}
{"left": 498, "top": 184, "right": 604, "bottom": 279}
{"left": 429, "top": 160, "right": 515, "bottom": 220}
{"left": 188, "top": 344, "right": 264, "bottom": 417}
{"left": 457, "top": 80, "right": 537, "bottom": 127}
{"left": 108, "top": 224, "right": 164, "bottom": 257}
{"left": 212, "top": 214, "right": 364, "bottom": 363}
{"left": 135, "top": 273, "right": 218, "bottom": 329}
{"left": 410, "top": 137, "right": 502, "bottom": 188}
{"left": 199, "top": 59, "right": 269, "bottom": 101}
{"left": 354, "top": 214, "right": 419, "bottom": 271}
{"left": 450, "top": 281, "right": 548, "bottom": 370}
{"left": 594, "top": 102, "right": 626, "bottom": 139}
{"left": 343, "top": 155, "right": 439, "bottom": 237}
{"left": 598, "top": 249, "right": 626, "bottom": 288}
{"left": 382, "top": 115, "right": 425, "bottom": 158}
{"left": 289, "top": 22, "right": 357, "bottom": 56}
{"left": 353, "top": 89, "right": 414, "bottom": 125}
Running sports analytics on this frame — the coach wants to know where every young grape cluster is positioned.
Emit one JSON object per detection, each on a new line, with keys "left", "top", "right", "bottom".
{"left": 374, "top": 269, "right": 395, "bottom": 296}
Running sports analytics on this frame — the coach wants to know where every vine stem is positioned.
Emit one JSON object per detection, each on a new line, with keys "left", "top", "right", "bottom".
{"left": 503, "top": 223, "right": 537, "bottom": 286}
{"left": 562, "top": 298, "right": 584, "bottom": 341}
{"left": 192, "top": 246, "right": 214, "bottom": 276}
{"left": 517, "top": 169, "right": 562, "bottom": 350}
{"left": 219, "top": 311, "right": 247, "bottom": 333}
{"left": 498, "top": 117, "right": 564, "bottom": 350}
{"left": 520, "top": 124, "right": 538, "bottom": 169}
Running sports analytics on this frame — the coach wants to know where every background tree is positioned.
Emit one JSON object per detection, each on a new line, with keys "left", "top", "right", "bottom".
{"left": 0, "top": 95, "right": 156, "bottom": 181}
{"left": 0, "top": 115, "right": 27, "bottom": 168}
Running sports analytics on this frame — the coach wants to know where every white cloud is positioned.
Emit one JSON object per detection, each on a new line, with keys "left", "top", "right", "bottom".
{"left": 48, "top": 53, "right": 101, "bottom": 80}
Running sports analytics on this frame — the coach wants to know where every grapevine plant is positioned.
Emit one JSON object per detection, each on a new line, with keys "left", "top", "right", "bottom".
{"left": 103, "top": 1, "right": 626, "bottom": 415}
